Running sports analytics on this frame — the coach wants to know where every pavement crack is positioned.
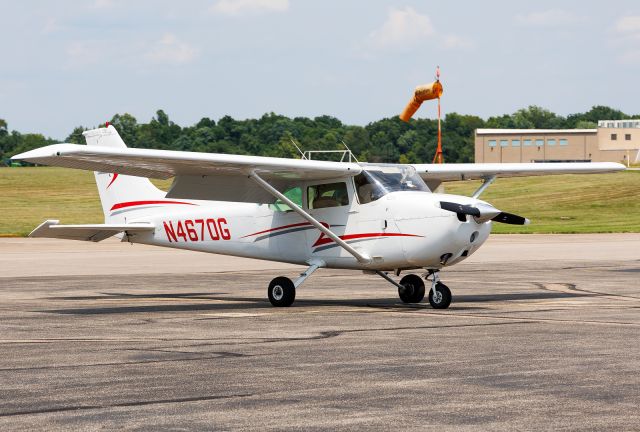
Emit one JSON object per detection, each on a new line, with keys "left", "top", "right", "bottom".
{"left": 0, "top": 393, "right": 253, "bottom": 418}
{"left": 0, "top": 353, "right": 249, "bottom": 373}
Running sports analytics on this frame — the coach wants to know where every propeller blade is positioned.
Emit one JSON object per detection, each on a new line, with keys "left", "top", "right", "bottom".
{"left": 439, "top": 201, "right": 480, "bottom": 217}
{"left": 492, "top": 212, "right": 530, "bottom": 225}
{"left": 440, "top": 201, "right": 530, "bottom": 225}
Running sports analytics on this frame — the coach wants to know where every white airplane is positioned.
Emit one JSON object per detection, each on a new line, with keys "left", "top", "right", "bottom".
{"left": 12, "top": 125, "right": 624, "bottom": 308}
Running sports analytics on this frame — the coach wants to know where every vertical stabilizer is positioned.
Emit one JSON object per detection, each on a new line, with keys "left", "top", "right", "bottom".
{"left": 84, "top": 125, "right": 165, "bottom": 222}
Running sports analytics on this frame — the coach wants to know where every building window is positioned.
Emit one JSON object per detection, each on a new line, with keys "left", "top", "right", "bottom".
{"left": 500, "top": 139, "right": 509, "bottom": 147}
{"left": 488, "top": 140, "right": 497, "bottom": 147}
{"left": 512, "top": 139, "right": 520, "bottom": 147}
{"left": 559, "top": 139, "right": 568, "bottom": 146}
{"left": 536, "top": 139, "right": 544, "bottom": 147}
{"left": 611, "top": 134, "right": 617, "bottom": 140}
{"left": 625, "top": 134, "right": 631, "bottom": 141}
{"left": 523, "top": 139, "right": 532, "bottom": 146}
{"left": 547, "top": 139, "right": 556, "bottom": 146}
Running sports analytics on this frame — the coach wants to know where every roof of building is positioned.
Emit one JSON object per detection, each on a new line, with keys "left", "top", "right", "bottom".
{"left": 476, "top": 129, "right": 597, "bottom": 135}
{"left": 598, "top": 119, "right": 640, "bottom": 128}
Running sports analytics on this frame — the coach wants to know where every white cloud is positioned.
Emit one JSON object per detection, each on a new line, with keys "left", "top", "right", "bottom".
{"left": 516, "top": 9, "right": 586, "bottom": 27}
{"left": 612, "top": 16, "right": 640, "bottom": 65}
{"left": 364, "top": 7, "right": 470, "bottom": 54}
{"left": 368, "top": 7, "right": 435, "bottom": 50}
{"left": 145, "top": 34, "right": 198, "bottom": 64}
{"left": 615, "top": 16, "right": 640, "bottom": 33}
{"left": 65, "top": 34, "right": 197, "bottom": 68}
{"left": 209, "top": 0, "right": 289, "bottom": 16}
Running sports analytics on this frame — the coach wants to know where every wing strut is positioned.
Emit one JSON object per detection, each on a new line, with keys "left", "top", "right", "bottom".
{"left": 471, "top": 175, "right": 496, "bottom": 199}
{"left": 248, "top": 171, "right": 372, "bottom": 264}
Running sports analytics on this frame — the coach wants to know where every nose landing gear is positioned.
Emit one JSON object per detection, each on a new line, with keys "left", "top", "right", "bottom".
{"left": 377, "top": 270, "right": 452, "bottom": 309}
{"left": 426, "top": 271, "right": 452, "bottom": 309}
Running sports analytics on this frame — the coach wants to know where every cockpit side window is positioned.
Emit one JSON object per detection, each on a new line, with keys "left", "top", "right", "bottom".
{"left": 355, "top": 173, "right": 382, "bottom": 204}
{"left": 269, "top": 186, "right": 302, "bottom": 212}
{"left": 308, "top": 182, "right": 349, "bottom": 209}
{"left": 355, "top": 166, "right": 431, "bottom": 204}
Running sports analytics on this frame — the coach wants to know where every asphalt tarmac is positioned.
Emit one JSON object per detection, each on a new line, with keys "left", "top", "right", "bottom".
{"left": 0, "top": 235, "right": 639, "bottom": 430}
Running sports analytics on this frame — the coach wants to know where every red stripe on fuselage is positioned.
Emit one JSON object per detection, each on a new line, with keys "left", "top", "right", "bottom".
{"left": 242, "top": 221, "right": 329, "bottom": 238}
{"left": 312, "top": 232, "right": 422, "bottom": 247}
{"left": 110, "top": 200, "right": 197, "bottom": 211}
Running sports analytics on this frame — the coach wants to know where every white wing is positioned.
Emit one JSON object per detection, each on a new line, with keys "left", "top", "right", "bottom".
{"left": 13, "top": 143, "right": 360, "bottom": 180}
{"left": 13, "top": 143, "right": 625, "bottom": 202}
{"left": 12, "top": 144, "right": 362, "bottom": 202}
{"left": 413, "top": 162, "right": 625, "bottom": 182}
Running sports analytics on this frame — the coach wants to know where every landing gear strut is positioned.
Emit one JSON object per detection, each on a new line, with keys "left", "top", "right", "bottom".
{"left": 426, "top": 271, "right": 452, "bottom": 309}
{"left": 377, "top": 270, "right": 452, "bottom": 309}
{"left": 267, "top": 260, "right": 324, "bottom": 307}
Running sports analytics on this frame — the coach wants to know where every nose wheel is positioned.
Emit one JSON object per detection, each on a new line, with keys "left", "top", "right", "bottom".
{"left": 376, "top": 270, "right": 452, "bottom": 309}
{"left": 426, "top": 271, "right": 452, "bottom": 309}
{"left": 429, "top": 281, "right": 451, "bottom": 309}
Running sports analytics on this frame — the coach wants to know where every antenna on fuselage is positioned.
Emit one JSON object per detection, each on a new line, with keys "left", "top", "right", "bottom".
{"left": 290, "top": 138, "right": 307, "bottom": 160}
{"left": 341, "top": 140, "right": 359, "bottom": 163}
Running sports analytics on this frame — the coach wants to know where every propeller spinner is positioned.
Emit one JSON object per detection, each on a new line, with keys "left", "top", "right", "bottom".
{"left": 440, "top": 201, "right": 530, "bottom": 225}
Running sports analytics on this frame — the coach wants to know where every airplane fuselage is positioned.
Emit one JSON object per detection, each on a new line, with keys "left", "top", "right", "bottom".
{"left": 120, "top": 191, "right": 492, "bottom": 271}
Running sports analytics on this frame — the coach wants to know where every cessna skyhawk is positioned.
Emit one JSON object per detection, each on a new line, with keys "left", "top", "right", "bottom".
{"left": 12, "top": 125, "right": 624, "bottom": 308}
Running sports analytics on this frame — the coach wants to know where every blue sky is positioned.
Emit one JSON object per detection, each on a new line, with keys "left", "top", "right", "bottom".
{"left": 2, "top": 0, "right": 639, "bottom": 138}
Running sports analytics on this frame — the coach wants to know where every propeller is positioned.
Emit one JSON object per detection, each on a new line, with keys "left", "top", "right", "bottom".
{"left": 440, "top": 201, "right": 530, "bottom": 225}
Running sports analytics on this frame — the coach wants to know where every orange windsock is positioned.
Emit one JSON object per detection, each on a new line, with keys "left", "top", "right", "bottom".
{"left": 399, "top": 81, "right": 443, "bottom": 122}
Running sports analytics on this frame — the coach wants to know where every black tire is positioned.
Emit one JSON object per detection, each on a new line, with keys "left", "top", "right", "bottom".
{"left": 398, "top": 274, "right": 426, "bottom": 303}
{"left": 429, "top": 282, "right": 452, "bottom": 309}
{"left": 268, "top": 277, "right": 296, "bottom": 307}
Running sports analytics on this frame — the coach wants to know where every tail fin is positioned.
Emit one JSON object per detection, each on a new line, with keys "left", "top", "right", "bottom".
{"left": 84, "top": 125, "right": 165, "bottom": 223}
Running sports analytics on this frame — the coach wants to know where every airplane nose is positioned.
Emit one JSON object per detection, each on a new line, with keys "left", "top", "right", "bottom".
{"left": 472, "top": 202, "right": 501, "bottom": 223}
{"left": 439, "top": 200, "right": 530, "bottom": 225}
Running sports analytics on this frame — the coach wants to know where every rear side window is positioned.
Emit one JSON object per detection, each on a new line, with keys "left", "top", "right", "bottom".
{"left": 308, "top": 182, "right": 349, "bottom": 209}
{"left": 269, "top": 186, "right": 302, "bottom": 212}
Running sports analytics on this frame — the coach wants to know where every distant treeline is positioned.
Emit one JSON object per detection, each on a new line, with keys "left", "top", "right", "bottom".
{"left": 1, "top": 105, "right": 636, "bottom": 166}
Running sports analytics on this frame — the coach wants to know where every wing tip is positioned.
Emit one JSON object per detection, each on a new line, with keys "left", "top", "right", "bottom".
{"left": 11, "top": 144, "right": 81, "bottom": 162}
{"left": 29, "top": 219, "right": 60, "bottom": 237}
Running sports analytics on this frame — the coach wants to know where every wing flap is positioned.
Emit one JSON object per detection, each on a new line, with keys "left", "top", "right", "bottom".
{"left": 29, "top": 220, "right": 155, "bottom": 242}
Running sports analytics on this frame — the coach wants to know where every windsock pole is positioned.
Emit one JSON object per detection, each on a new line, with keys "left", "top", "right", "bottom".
{"left": 433, "top": 66, "right": 443, "bottom": 164}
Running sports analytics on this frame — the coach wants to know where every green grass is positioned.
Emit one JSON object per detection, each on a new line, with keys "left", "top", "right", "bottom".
{"left": 445, "top": 170, "right": 640, "bottom": 233}
{"left": 0, "top": 167, "right": 638, "bottom": 236}
{"left": 0, "top": 167, "right": 171, "bottom": 236}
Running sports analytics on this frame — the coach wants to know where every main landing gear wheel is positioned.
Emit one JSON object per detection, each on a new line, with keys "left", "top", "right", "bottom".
{"left": 429, "top": 281, "right": 452, "bottom": 309}
{"left": 398, "top": 274, "right": 426, "bottom": 303}
{"left": 268, "top": 276, "right": 296, "bottom": 307}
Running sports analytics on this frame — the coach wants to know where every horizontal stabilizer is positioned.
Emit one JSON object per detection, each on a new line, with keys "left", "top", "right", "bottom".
{"left": 29, "top": 220, "right": 155, "bottom": 242}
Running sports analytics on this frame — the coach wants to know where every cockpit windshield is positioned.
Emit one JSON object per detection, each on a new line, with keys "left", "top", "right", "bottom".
{"left": 354, "top": 164, "right": 431, "bottom": 204}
